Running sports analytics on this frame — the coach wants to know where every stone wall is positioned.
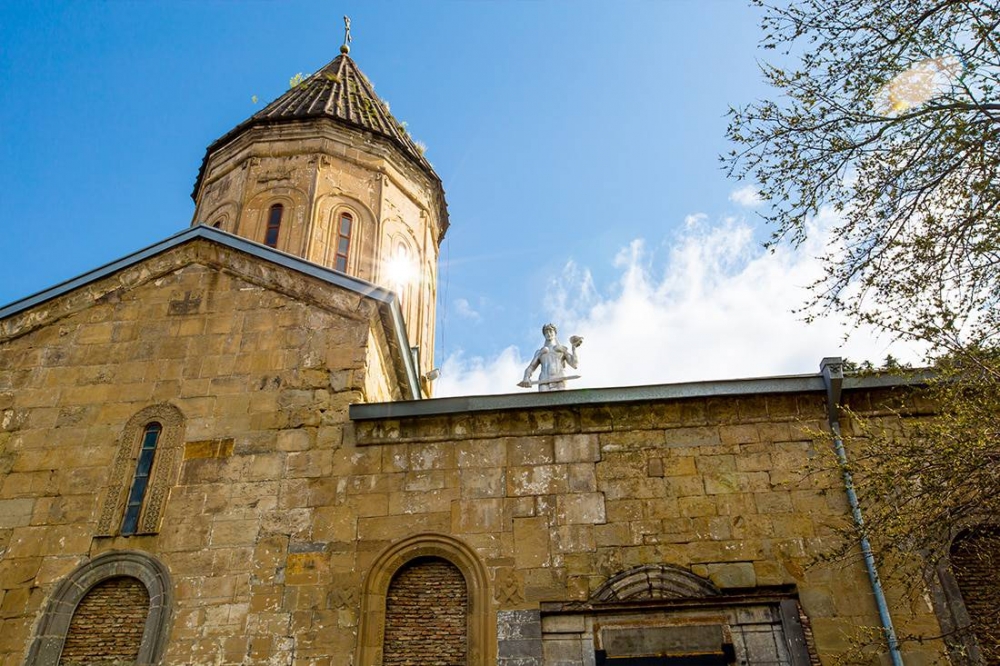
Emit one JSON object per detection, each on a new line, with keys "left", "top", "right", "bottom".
{"left": 351, "top": 390, "right": 949, "bottom": 664}
{"left": 0, "top": 243, "right": 951, "bottom": 664}
{"left": 0, "top": 244, "right": 394, "bottom": 665}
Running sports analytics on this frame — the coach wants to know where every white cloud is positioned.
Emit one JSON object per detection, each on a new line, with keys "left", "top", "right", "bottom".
{"left": 453, "top": 298, "right": 481, "bottom": 321}
{"left": 684, "top": 212, "right": 708, "bottom": 228}
{"left": 729, "top": 185, "right": 763, "bottom": 208}
{"left": 434, "top": 209, "right": 924, "bottom": 397}
{"left": 435, "top": 346, "right": 525, "bottom": 396}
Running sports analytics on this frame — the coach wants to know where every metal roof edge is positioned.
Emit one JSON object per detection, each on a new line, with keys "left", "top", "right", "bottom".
{"left": 350, "top": 373, "right": 824, "bottom": 420}
{"left": 0, "top": 226, "right": 398, "bottom": 319}
{"left": 350, "top": 368, "right": 931, "bottom": 421}
{"left": 843, "top": 370, "right": 932, "bottom": 389}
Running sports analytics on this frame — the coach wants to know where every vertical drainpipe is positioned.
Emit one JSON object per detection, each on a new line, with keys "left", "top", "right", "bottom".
{"left": 820, "top": 357, "right": 905, "bottom": 666}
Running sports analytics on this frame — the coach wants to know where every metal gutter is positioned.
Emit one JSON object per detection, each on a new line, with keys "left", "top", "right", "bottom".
{"left": 820, "top": 357, "right": 904, "bottom": 666}
{"left": 351, "top": 369, "right": 928, "bottom": 421}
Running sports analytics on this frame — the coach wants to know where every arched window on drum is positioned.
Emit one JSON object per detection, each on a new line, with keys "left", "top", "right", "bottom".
{"left": 334, "top": 211, "right": 353, "bottom": 272}
{"left": 264, "top": 203, "right": 283, "bottom": 248}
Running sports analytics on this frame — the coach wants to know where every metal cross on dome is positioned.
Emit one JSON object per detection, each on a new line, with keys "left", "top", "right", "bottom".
{"left": 341, "top": 15, "right": 353, "bottom": 54}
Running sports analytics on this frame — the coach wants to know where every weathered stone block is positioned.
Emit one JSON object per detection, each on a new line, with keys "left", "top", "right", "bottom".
{"left": 513, "top": 517, "right": 550, "bottom": 568}
{"left": 452, "top": 499, "right": 503, "bottom": 534}
{"left": 556, "top": 493, "right": 606, "bottom": 525}
{"left": 0, "top": 499, "right": 35, "bottom": 528}
{"left": 461, "top": 467, "right": 505, "bottom": 498}
{"left": 554, "top": 434, "right": 599, "bottom": 463}
{"left": 508, "top": 465, "right": 568, "bottom": 497}
{"left": 456, "top": 439, "right": 507, "bottom": 468}
{"left": 508, "top": 437, "right": 555, "bottom": 466}
{"left": 706, "top": 561, "right": 756, "bottom": 588}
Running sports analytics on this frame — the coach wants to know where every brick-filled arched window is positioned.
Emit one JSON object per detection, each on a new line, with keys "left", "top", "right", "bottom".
{"left": 357, "top": 534, "right": 491, "bottom": 666}
{"left": 950, "top": 527, "right": 1000, "bottom": 662}
{"left": 334, "top": 211, "right": 353, "bottom": 271}
{"left": 59, "top": 577, "right": 150, "bottom": 665}
{"left": 25, "top": 552, "right": 172, "bottom": 666}
{"left": 265, "top": 203, "right": 284, "bottom": 248}
{"left": 121, "top": 423, "right": 162, "bottom": 536}
{"left": 384, "top": 557, "right": 468, "bottom": 665}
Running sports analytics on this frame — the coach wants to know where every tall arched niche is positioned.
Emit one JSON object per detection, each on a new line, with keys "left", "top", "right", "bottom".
{"left": 357, "top": 533, "right": 493, "bottom": 666}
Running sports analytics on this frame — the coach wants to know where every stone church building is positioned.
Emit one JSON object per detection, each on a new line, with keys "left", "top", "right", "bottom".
{"left": 0, "top": 40, "right": 993, "bottom": 666}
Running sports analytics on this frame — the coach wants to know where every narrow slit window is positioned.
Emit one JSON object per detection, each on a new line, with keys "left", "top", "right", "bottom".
{"left": 334, "top": 212, "right": 353, "bottom": 271}
{"left": 121, "top": 423, "right": 162, "bottom": 536}
{"left": 264, "top": 204, "right": 283, "bottom": 248}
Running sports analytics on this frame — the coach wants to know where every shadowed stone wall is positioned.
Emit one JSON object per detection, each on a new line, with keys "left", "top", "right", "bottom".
{"left": 950, "top": 528, "right": 1000, "bottom": 661}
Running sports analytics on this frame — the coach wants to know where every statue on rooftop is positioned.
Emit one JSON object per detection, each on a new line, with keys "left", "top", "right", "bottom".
{"left": 518, "top": 323, "right": 583, "bottom": 392}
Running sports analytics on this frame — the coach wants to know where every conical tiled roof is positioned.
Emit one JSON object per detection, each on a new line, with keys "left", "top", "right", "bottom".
{"left": 253, "top": 54, "right": 434, "bottom": 173}
{"left": 193, "top": 53, "right": 439, "bottom": 198}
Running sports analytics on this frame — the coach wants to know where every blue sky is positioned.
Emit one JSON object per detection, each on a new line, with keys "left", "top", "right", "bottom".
{"left": 0, "top": 1, "right": 917, "bottom": 395}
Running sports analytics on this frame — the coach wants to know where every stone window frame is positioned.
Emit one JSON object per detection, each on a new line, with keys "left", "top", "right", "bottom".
{"left": 357, "top": 533, "right": 492, "bottom": 666}
{"left": 24, "top": 551, "right": 173, "bottom": 666}
{"left": 928, "top": 523, "right": 999, "bottom": 664}
{"left": 96, "top": 403, "right": 185, "bottom": 537}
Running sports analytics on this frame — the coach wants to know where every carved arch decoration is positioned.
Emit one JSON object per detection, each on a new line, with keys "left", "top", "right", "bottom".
{"left": 591, "top": 564, "right": 721, "bottom": 603}
{"left": 239, "top": 187, "right": 308, "bottom": 254}
{"left": 96, "top": 403, "right": 186, "bottom": 536}
{"left": 24, "top": 551, "right": 173, "bottom": 666}
{"left": 202, "top": 200, "right": 238, "bottom": 231}
{"left": 357, "top": 533, "right": 492, "bottom": 666}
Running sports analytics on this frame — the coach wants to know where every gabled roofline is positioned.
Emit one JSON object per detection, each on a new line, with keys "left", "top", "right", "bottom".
{"left": 349, "top": 368, "right": 931, "bottom": 420}
{"left": 0, "top": 225, "right": 422, "bottom": 400}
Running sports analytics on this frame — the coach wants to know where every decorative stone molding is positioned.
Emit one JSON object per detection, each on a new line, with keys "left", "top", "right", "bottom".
{"left": 96, "top": 403, "right": 185, "bottom": 536}
{"left": 591, "top": 564, "right": 721, "bottom": 603}
{"left": 330, "top": 587, "right": 358, "bottom": 609}
{"left": 494, "top": 568, "right": 522, "bottom": 605}
{"left": 24, "top": 551, "right": 173, "bottom": 666}
{"left": 357, "top": 533, "right": 492, "bottom": 666}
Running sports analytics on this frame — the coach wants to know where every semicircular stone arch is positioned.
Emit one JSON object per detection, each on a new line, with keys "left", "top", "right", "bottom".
{"left": 24, "top": 551, "right": 173, "bottom": 666}
{"left": 591, "top": 564, "right": 721, "bottom": 603}
{"left": 357, "top": 532, "right": 492, "bottom": 666}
